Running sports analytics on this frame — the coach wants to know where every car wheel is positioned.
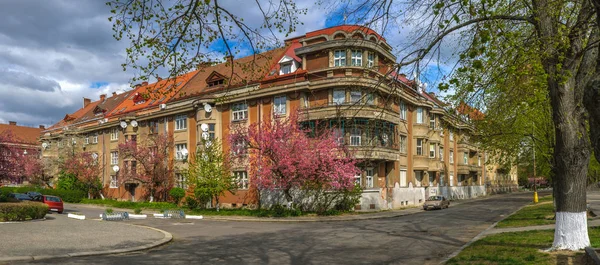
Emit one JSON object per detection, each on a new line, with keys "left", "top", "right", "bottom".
{"left": 58, "top": 211, "right": 63, "bottom": 214}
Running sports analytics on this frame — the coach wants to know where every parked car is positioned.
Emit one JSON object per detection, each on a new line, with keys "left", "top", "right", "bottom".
{"left": 26, "top": 191, "right": 42, "bottom": 199}
{"left": 40, "top": 195, "right": 64, "bottom": 214}
{"left": 8, "top": 193, "right": 33, "bottom": 201}
{"left": 423, "top": 196, "right": 450, "bottom": 210}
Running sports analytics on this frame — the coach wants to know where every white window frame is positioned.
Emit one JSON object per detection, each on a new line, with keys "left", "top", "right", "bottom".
{"left": 176, "top": 173, "right": 187, "bottom": 189}
{"left": 416, "top": 107, "right": 424, "bottom": 124}
{"left": 333, "top": 127, "right": 345, "bottom": 145}
{"left": 280, "top": 62, "right": 292, "bottom": 75}
{"left": 415, "top": 171, "right": 422, "bottom": 187}
{"left": 354, "top": 173, "right": 361, "bottom": 186}
{"left": 464, "top": 152, "right": 468, "bottom": 165}
{"left": 440, "top": 147, "right": 444, "bottom": 161}
{"left": 440, "top": 172, "right": 446, "bottom": 186}
{"left": 333, "top": 89, "right": 345, "bottom": 105}
{"left": 366, "top": 93, "right": 374, "bottom": 105}
{"left": 350, "top": 128, "right": 361, "bottom": 146}
{"left": 110, "top": 128, "right": 118, "bottom": 141}
{"left": 366, "top": 168, "right": 374, "bottom": 188}
{"left": 84, "top": 137, "right": 89, "bottom": 145}
{"left": 430, "top": 114, "right": 435, "bottom": 128}
{"left": 400, "top": 101, "right": 407, "bottom": 120}
{"left": 175, "top": 115, "right": 187, "bottom": 131}
{"left": 232, "top": 102, "right": 248, "bottom": 121}
{"left": 429, "top": 143, "right": 435, "bottom": 158}
{"left": 449, "top": 130, "right": 454, "bottom": 141}
{"left": 350, "top": 90, "right": 362, "bottom": 103}
{"left": 235, "top": 171, "right": 248, "bottom": 190}
{"left": 351, "top": 50, "right": 362, "bottom": 66}
{"left": 274, "top": 95, "right": 287, "bottom": 115}
{"left": 400, "top": 170, "right": 407, "bottom": 187}
{"left": 416, "top": 139, "right": 423, "bottom": 156}
{"left": 478, "top": 156, "right": 481, "bottom": 166}
{"left": 92, "top": 134, "right": 98, "bottom": 144}
{"left": 232, "top": 138, "right": 247, "bottom": 155}
{"left": 449, "top": 174, "right": 454, "bottom": 187}
{"left": 334, "top": 50, "right": 346, "bottom": 67}
{"left": 449, "top": 150, "right": 454, "bottom": 164}
{"left": 110, "top": 175, "right": 118, "bottom": 188}
{"left": 367, "top": 52, "right": 375, "bottom": 67}
{"left": 175, "top": 143, "right": 187, "bottom": 160}
{"left": 110, "top": 151, "right": 118, "bottom": 165}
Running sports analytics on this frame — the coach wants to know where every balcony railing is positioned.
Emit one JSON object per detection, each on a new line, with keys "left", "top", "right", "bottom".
{"left": 300, "top": 101, "right": 399, "bottom": 124}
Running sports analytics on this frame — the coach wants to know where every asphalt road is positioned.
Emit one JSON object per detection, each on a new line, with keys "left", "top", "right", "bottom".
{"left": 16, "top": 192, "right": 546, "bottom": 265}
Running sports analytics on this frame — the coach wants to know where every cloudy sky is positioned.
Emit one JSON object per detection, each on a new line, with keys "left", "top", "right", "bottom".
{"left": 0, "top": 0, "right": 452, "bottom": 128}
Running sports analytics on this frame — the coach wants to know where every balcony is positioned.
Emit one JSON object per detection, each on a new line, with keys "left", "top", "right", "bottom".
{"left": 413, "top": 156, "right": 429, "bottom": 170}
{"left": 457, "top": 142, "right": 478, "bottom": 153}
{"left": 457, "top": 164, "right": 470, "bottom": 175}
{"left": 351, "top": 145, "right": 399, "bottom": 161}
{"left": 301, "top": 102, "right": 399, "bottom": 125}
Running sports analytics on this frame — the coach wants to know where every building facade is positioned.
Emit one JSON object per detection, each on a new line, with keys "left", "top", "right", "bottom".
{"left": 40, "top": 25, "right": 517, "bottom": 208}
{"left": 0, "top": 121, "right": 44, "bottom": 185}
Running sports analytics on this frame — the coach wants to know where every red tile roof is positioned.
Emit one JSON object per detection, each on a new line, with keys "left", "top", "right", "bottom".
{"left": 457, "top": 102, "right": 484, "bottom": 120}
{"left": 0, "top": 123, "right": 42, "bottom": 145}
{"left": 46, "top": 100, "right": 101, "bottom": 131}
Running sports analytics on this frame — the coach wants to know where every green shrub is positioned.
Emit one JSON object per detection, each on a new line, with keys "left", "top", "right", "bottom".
{"left": 270, "top": 204, "right": 287, "bottom": 217}
{"left": 0, "top": 187, "right": 85, "bottom": 203}
{"left": 185, "top": 196, "right": 199, "bottom": 210}
{"left": 0, "top": 201, "right": 48, "bottom": 221}
{"left": 169, "top": 187, "right": 185, "bottom": 204}
{"left": 105, "top": 208, "right": 114, "bottom": 214}
{"left": 134, "top": 208, "right": 142, "bottom": 214}
{"left": 334, "top": 185, "right": 363, "bottom": 212}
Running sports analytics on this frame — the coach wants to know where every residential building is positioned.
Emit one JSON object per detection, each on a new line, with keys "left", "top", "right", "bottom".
{"left": 0, "top": 121, "right": 44, "bottom": 185}
{"left": 41, "top": 25, "right": 517, "bottom": 208}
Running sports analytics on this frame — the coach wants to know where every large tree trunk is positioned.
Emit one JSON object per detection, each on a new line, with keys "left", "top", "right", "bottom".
{"left": 547, "top": 79, "right": 591, "bottom": 250}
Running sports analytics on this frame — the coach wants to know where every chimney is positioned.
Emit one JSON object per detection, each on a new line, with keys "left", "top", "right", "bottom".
{"left": 142, "top": 81, "right": 148, "bottom": 86}
{"left": 100, "top": 94, "right": 107, "bottom": 101}
{"left": 112, "top": 92, "right": 117, "bottom": 96}
{"left": 8, "top": 121, "right": 16, "bottom": 125}
{"left": 39, "top": 125, "right": 45, "bottom": 129}
{"left": 83, "top": 97, "right": 91, "bottom": 108}
{"left": 157, "top": 77, "right": 162, "bottom": 81}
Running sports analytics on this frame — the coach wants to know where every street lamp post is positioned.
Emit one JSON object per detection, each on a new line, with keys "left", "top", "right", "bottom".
{"left": 532, "top": 124, "right": 538, "bottom": 203}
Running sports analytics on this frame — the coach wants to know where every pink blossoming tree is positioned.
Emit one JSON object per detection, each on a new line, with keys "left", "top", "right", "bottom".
{"left": 118, "top": 133, "right": 174, "bottom": 202}
{"left": 62, "top": 151, "right": 104, "bottom": 198}
{"left": 229, "top": 113, "right": 360, "bottom": 211}
{"left": 0, "top": 130, "right": 44, "bottom": 184}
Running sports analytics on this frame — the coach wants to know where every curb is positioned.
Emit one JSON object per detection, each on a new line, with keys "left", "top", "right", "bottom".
{"left": 0, "top": 224, "right": 173, "bottom": 262}
{"left": 439, "top": 196, "right": 542, "bottom": 264}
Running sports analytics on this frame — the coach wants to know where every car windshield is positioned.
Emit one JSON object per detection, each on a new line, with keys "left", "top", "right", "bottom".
{"left": 16, "top": 194, "right": 31, "bottom": 200}
{"left": 427, "top": 196, "right": 441, "bottom": 201}
{"left": 45, "top": 196, "right": 61, "bottom": 202}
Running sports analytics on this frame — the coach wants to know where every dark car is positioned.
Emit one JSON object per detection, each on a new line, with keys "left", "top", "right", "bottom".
{"left": 26, "top": 191, "right": 42, "bottom": 199}
{"left": 40, "top": 195, "right": 64, "bottom": 214}
{"left": 8, "top": 193, "right": 33, "bottom": 201}
{"left": 423, "top": 196, "right": 450, "bottom": 210}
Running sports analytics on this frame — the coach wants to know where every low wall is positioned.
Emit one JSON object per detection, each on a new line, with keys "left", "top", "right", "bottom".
{"left": 438, "top": 185, "right": 486, "bottom": 200}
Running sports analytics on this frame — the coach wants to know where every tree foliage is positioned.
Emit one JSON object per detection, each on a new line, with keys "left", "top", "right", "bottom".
{"left": 62, "top": 152, "right": 104, "bottom": 198}
{"left": 0, "top": 130, "right": 44, "bottom": 184}
{"left": 118, "top": 133, "right": 175, "bottom": 201}
{"left": 186, "top": 138, "right": 236, "bottom": 210}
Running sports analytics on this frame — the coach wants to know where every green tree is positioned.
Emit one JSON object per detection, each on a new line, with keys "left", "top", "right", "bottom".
{"left": 187, "top": 138, "right": 236, "bottom": 211}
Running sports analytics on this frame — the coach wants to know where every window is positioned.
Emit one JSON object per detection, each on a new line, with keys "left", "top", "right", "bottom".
{"left": 57, "top": 140, "right": 62, "bottom": 147}
{"left": 416, "top": 107, "right": 424, "bottom": 124}
{"left": 280, "top": 63, "right": 292, "bottom": 75}
{"left": 176, "top": 143, "right": 187, "bottom": 160}
{"left": 175, "top": 115, "right": 187, "bottom": 130}
{"left": 400, "top": 170, "right": 407, "bottom": 187}
{"left": 429, "top": 171, "right": 435, "bottom": 185}
{"left": 440, "top": 172, "right": 445, "bottom": 186}
{"left": 449, "top": 130, "right": 454, "bottom": 141}
{"left": 367, "top": 52, "right": 375, "bottom": 67}
{"left": 429, "top": 143, "right": 436, "bottom": 158}
{"left": 84, "top": 137, "right": 89, "bottom": 145}
{"left": 235, "top": 171, "right": 248, "bottom": 190}
{"left": 208, "top": 79, "right": 224, "bottom": 87}
{"left": 400, "top": 101, "right": 407, "bottom": 120}
{"left": 415, "top": 171, "right": 422, "bottom": 187}
{"left": 350, "top": 90, "right": 362, "bottom": 103}
{"left": 333, "top": 90, "right": 345, "bottom": 105}
{"left": 110, "top": 128, "right": 118, "bottom": 141}
{"left": 449, "top": 174, "right": 454, "bottom": 187}
{"left": 350, "top": 128, "right": 361, "bottom": 146}
{"left": 366, "top": 93, "right": 374, "bottom": 105}
{"left": 333, "top": 127, "right": 345, "bottom": 145}
{"left": 274, "top": 96, "right": 287, "bottom": 115}
{"left": 416, "top": 139, "right": 423, "bottom": 156}
{"left": 351, "top": 50, "right": 362, "bottom": 66}
{"left": 176, "top": 173, "right": 187, "bottom": 189}
{"left": 334, "top": 50, "right": 346, "bottom": 67}
{"left": 464, "top": 152, "right": 468, "bottom": 165}
{"left": 110, "top": 175, "right": 118, "bottom": 188}
{"left": 430, "top": 114, "right": 436, "bottom": 128}
{"left": 232, "top": 138, "right": 247, "bottom": 155}
{"left": 478, "top": 156, "right": 481, "bottom": 166}
{"left": 449, "top": 149, "right": 454, "bottom": 164}
{"left": 366, "top": 168, "right": 374, "bottom": 188}
{"left": 232, "top": 102, "right": 248, "bottom": 121}
{"left": 92, "top": 134, "right": 98, "bottom": 144}
{"left": 400, "top": 135, "right": 407, "bottom": 153}
{"left": 111, "top": 151, "right": 118, "bottom": 165}
{"left": 354, "top": 173, "right": 361, "bottom": 186}
{"left": 440, "top": 147, "right": 444, "bottom": 161}
{"left": 149, "top": 120, "right": 159, "bottom": 134}
{"left": 208, "top": 123, "right": 216, "bottom": 140}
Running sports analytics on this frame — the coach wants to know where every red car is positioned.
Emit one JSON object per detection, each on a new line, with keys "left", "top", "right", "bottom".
{"left": 40, "top": 195, "right": 64, "bottom": 214}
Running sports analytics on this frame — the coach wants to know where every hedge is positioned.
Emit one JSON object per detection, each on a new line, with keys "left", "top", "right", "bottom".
{"left": 0, "top": 201, "right": 48, "bottom": 221}
{"left": 0, "top": 187, "right": 86, "bottom": 203}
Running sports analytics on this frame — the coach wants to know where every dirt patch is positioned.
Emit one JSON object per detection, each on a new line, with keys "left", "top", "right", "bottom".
{"left": 543, "top": 249, "right": 587, "bottom": 265}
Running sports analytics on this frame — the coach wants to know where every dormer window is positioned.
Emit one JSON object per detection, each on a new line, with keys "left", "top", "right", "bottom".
{"left": 208, "top": 79, "right": 224, "bottom": 87}
{"left": 277, "top": 55, "right": 299, "bottom": 75}
{"left": 132, "top": 93, "right": 146, "bottom": 105}
{"left": 206, "top": 71, "right": 226, "bottom": 88}
{"left": 280, "top": 63, "right": 292, "bottom": 75}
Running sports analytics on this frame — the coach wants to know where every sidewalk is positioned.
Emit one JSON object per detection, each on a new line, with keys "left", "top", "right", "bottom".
{"left": 0, "top": 214, "right": 172, "bottom": 262}
{"left": 483, "top": 217, "right": 600, "bottom": 236}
